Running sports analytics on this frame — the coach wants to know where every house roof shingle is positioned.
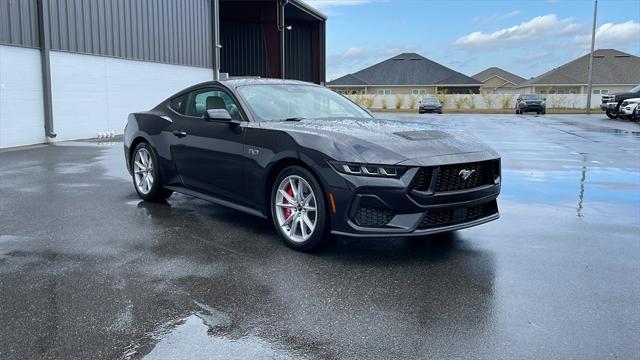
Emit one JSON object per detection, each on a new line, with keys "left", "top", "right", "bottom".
{"left": 472, "top": 67, "right": 526, "bottom": 86}
{"left": 519, "top": 49, "right": 640, "bottom": 87}
{"left": 327, "top": 53, "right": 481, "bottom": 86}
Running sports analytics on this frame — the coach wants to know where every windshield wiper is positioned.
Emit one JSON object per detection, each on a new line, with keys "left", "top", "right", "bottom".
{"left": 283, "top": 117, "right": 305, "bottom": 122}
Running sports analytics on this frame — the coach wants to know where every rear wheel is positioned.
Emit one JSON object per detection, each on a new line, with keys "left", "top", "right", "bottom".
{"left": 271, "top": 166, "right": 328, "bottom": 251}
{"left": 516, "top": 109, "right": 520, "bottom": 114}
{"left": 131, "top": 142, "right": 173, "bottom": 202}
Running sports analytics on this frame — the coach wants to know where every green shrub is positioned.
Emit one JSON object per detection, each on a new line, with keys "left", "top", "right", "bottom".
{"left": 394, "top": 95, "right": 405, "bottom": 109}
{"left": 454, "top": 96, "right": 466, "bottom": 110}
{"left": 365, "top": 95, "right": 375, "bottom": 109}
{"left": 408, "top": 95, "right": 418, "bottom": 110}
{"left": 435, "top": 89, "right": 450, "bottom": 107}
{"left": 481, "top": 92, "right": 495, "bottom": 109}
{"left": 381, "top": 96, "right": 388, "bottom": 109}
{"left": 501, "top": 94, "right": 515, "bottom": 109}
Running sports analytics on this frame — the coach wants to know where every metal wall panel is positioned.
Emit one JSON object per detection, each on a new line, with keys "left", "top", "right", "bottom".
{"left": 220, "top": 21, "right": 267, "bottom": 77}
{"left": 43, "top": 0, "right": 212, "bottom": 68}
{"left": 0, "top": 0, "right": 40, "bottom": 48}
{"left": 286, "top": 25, "right": 313, "bottom": 82}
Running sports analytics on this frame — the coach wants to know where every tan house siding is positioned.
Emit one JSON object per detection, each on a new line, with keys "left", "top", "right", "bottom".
{"left": 479, "top": 76, "right": 518, "bottom": 93}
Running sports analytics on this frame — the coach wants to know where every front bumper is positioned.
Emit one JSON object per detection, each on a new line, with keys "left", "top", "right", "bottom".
{"left": 326, "top": 158, "right": 501, "bottom": 237}
{"left": 520, "top": 105, "right": 545, "bottom": 112}
{"left": 600, "top": 102, "right": 618, "bottom": 111}
{"left": 419, "top": 106, "right": 442, "bottom": 113}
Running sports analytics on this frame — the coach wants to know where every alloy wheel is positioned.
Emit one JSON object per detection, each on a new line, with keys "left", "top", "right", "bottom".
{"left": 275, "top": 175, "right": 318, "bottom": 243}
{"left": 133, "top": 148, "right": 154, "bottom": 195}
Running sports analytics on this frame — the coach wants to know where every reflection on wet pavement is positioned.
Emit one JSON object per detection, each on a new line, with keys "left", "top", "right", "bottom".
{"left": 0, "top": 114, "right": 638, "bottom": 359}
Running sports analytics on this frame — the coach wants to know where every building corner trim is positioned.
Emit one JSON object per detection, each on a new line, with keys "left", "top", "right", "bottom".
{"left": 37, "top": 0, "right": 56, "bottom": 139}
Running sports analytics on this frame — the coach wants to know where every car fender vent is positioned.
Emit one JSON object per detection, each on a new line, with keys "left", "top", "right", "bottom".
{"left": 394, "top": 130, "right": 452, "bottom": 141}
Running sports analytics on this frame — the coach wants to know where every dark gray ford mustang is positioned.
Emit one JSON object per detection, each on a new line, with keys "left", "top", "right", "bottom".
{"left": 124, "top": 79, "right": 500, "bottom": 251}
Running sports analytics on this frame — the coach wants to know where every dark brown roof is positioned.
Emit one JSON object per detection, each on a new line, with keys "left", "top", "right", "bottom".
{"left": 328, "top": 53, "right": 481, "bottom": 86}
{"left": 520, "top": 49, "right": 640, "bottom": 86}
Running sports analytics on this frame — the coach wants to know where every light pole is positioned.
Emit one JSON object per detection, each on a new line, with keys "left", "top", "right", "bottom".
{"left": 586, "top": 0, "right": 598, "bottom": 114}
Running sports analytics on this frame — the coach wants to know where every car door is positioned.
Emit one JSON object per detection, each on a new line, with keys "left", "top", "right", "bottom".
{"left": 170, "top": 87, "right": 247, "bottom": 203}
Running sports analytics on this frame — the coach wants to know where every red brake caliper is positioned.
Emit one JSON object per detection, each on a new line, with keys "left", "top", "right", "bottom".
{"left": 284, "top": 186, "right": 295, "bottom": 219}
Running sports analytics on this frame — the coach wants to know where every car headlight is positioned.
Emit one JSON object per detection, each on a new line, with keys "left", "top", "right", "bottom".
{"left": 541, "top": 101, "right": 546, "bottom": 106}
{"left": 329, "top": 161, "right": 407, "bottom": 178}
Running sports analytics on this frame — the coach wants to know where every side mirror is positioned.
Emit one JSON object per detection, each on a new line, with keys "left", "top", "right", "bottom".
{"left": 205, "top": 108, "right": 232, "bottom": 121}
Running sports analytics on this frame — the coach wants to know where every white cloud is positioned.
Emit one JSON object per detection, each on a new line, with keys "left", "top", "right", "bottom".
{"left": 572, "top": 21, "right": 640, "bottom": 48}
{"left": 453, "top": 14, "right": 582, "bottom": 50}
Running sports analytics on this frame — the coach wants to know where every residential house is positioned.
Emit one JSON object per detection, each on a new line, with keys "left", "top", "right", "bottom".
{"left": 517, "top": 49, "right": 640, "bottom": 95}
{"left": 472, "top": 67, "right": 525, "bottom": 94}
{"left": 327, "top": 53, "right": 482, "bottom": 95}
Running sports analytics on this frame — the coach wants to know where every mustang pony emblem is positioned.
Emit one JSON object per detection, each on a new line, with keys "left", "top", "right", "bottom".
{"left": 459, "top": 169, "right": 476, "bottom": 181}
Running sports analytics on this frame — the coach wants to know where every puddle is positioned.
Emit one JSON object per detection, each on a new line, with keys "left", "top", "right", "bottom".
{"left": 126, "top": 303, "right": 297, "bottom": 360}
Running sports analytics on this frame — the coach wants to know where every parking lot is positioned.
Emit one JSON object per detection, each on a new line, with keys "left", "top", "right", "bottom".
{"left": 0, "top": 113, "right": 638, "bottom": 359}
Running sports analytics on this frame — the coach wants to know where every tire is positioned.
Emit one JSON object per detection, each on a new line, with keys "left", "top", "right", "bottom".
{"left": 541, "top": 110, "right": 546, "bottom": 115}
{"left": 131, "top": 142, "right": 173, "bottom": 202}
{"left": 516, "top": 109, "right": 520, "bottom": 114}
{"left": 270, "top": 166, "right": 328, "bottom": 252}
{"left": 605, "top": 111, "right": 617, "bottom": 119}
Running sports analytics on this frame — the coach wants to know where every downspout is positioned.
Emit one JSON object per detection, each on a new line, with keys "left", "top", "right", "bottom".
{"left": 277, "top": 0, "right": 289, "bottom": 79}
{"left": 211, "top": 0, "right": 221, "bottom": 80}
{"left": 37, "top": 0, "right": 56, "bottom": 139}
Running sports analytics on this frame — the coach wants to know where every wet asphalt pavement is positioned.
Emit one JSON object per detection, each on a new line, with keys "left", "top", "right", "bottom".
{"left": 0, "top": 114, "right": 639, "bottom": 359}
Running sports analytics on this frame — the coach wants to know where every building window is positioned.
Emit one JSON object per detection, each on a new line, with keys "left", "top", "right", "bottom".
{"left": 540, "top": 90, "right": 547, "bottom": 94}
{"left": 569, "top": 90, "right": 576, "bottom": 94}
{"left": 549, "top": 90, "right": 556, "bottom": 94}
{"left": 411, "top": 89, "right": 426, "bottom": 95}
{"left": 557, "top": 90, "right": 565, "bottom": 94}
{"left": 601, "top": 89, "right": 609, "bottom": 94}
{"left": 377, "top": 89, "right": 391, "bottom": 95}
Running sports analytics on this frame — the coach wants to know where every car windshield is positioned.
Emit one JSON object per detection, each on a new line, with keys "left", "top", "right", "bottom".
{"left": 630, "top": 85, "right": 640, "bottom": 92}
{"left": 521, "top": 94, "right": 542, "bottom": 100}
{"left": 422, "top": 97, "right": 439, "bottom": 104}
{"left": 236, "top": 84, "right": 372, "bottom": 121}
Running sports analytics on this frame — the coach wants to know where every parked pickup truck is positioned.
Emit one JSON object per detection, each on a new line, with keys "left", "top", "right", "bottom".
{"left": 600, "top": 85, "right": 640, "bottom": 119}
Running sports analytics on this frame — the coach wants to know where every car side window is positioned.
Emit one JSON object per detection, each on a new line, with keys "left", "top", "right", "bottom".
{"left": 184, "top": 88, "right": 243, "bottom": 121}
{"left": 169, "top": 94, "right": 188, "bottom": 114}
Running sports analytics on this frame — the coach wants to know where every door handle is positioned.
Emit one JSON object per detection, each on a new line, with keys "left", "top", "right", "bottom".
{"left": 172, "top": 130, "right": 187, "bottom": 138}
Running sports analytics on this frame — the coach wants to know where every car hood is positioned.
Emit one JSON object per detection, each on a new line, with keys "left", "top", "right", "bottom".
{"left": 258, "top": 117, "right": 498, "bottom": 165}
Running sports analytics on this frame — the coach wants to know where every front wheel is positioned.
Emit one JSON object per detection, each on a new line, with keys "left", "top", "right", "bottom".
{"left": 271, "top": 166, "right": 328, "bottom": 251}
{"left": 131, "top": 142, "right": 173, "bottom": 202}
{"left": 605, "top": 111, "right": 618, "bottom": 119}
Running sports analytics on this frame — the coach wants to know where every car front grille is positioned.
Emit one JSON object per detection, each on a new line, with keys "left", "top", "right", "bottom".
{"left": 410, "top": 160, "right": 497, "bottom": 194}
{"left": 418, "top": 200, "right": 498, "bottom": 229}
{"left": 354, "top": 206, "right": 394, "bottom": 227}
{"left": 434, "top": 161, "right": 494, "bottom": 192}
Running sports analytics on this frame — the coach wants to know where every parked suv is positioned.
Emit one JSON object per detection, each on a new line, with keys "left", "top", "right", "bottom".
{"left": 600, "top": 85, "right": 640, "bottom": 119}
{"left": 516, "top": 94, "right": 546, "bottom": 115}
{"left": 418, "top": 96, "right": 443, "bottom": 114}
{"left": 619, "top": 98, "right": 640, "bottom": 121}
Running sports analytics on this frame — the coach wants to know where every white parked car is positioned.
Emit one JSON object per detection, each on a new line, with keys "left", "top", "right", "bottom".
{"left": 619, "top": 98, "right": 640, "bottom": 120}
